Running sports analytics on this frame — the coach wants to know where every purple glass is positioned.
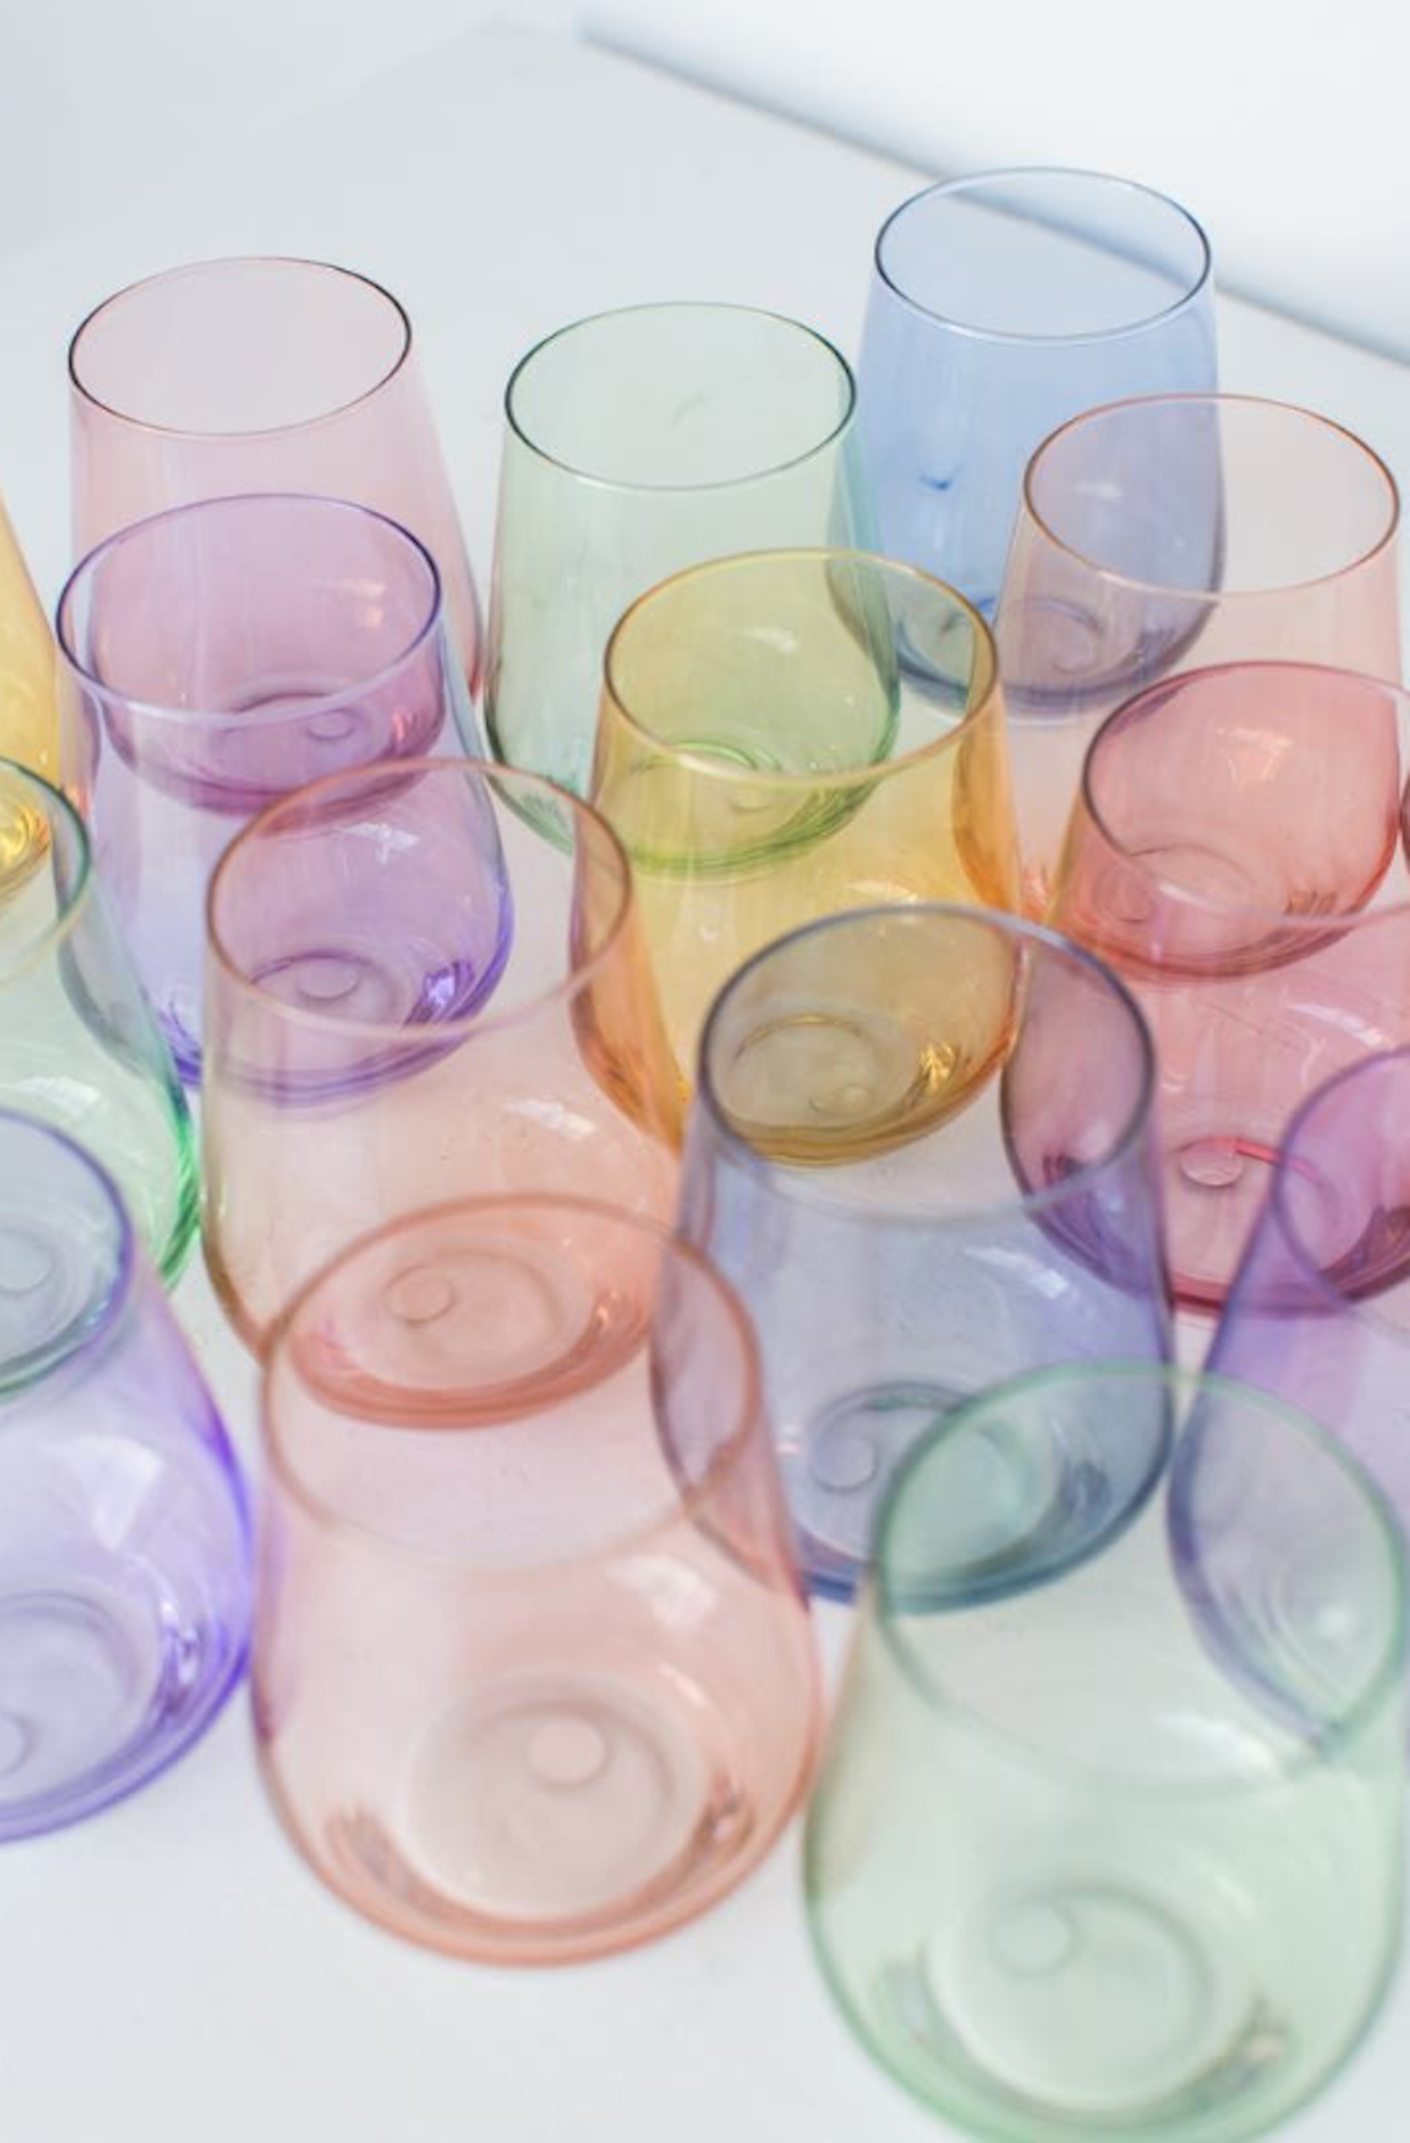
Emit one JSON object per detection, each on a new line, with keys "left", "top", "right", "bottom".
{"left": 0, "top": 1111, "right": 249, "bottom": 1838}
{"left": 680, "top": 903, "right": 1172, "bottom": 1598}
{"left": 56, "top": 494, "right": 458, "bottom": 1083}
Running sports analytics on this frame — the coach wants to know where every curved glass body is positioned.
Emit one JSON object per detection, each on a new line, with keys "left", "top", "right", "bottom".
{"left": 0, "top": 494, "right": 57, "bottom": 781}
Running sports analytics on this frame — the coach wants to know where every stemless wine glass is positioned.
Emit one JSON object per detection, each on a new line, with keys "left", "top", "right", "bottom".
{"left": 681, "top": 904, "right": 1170, "bottom": 1597}
{"left": 0, "top": 1111, "right": 249, "bottom": 1839}
{"left": 0, "top": 493, "right": 57, "bottom": 780}
{"left": 68, "top": 256, "right": 481, "bottom": 697}
{"left": 486, "top": 303, "right": 863, "bottom": 798}
{"left": 204, "top": 760, "right": 681, "bottom": 1353}
{"left": 858, "top": 169, "right": 1215, "bottom": 619}
{"left": 256, "top": 1194, "right": 820, "bottom": 1963}
{"left": 807, "top": 1361, "right": 1406, "bottom": 2143}
{"left": 0, "top": 757, "right": 196, "bottom": 1283}
{"left": 592, "top": 549, "right": 1018, "bottom": 1086}
{"left": 1051, "top": 662, "right": 1410, "bottom": 1313}
{"left": 998, "top": 394, "right": 1401, "bottom": 910}
{"left": 58, "top": 493, "right": 456, "bottom": 1084}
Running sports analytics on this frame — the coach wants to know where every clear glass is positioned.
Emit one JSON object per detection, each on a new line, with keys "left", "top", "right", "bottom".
{"left": 486, "top": 303, "right": 863, "bottom": 797}
{"left": 1050, "top": 662, "right": 1410, "bottom": 1312}
{"left": 204, "top": 760, "right": 681, "bottom": 1353}
{"left": 58, "top": 494, "right": 457, "bottom": 1084}
{"left": 592, "top": 549, "right": 1019, "bottom": 1087}
{"left": 681, "top": 904, "right": 1170, "bottom": 1597}
{"left": 0, "top": 492, "right": 57, "bottom": 781}
{"left": 807, "top": 1361, "right": 1406, "bottom": 2143}
{"left": 0, "top": 757, "right": 196, "bottom": 1283}
{"left": 859, "top": 168, "right": 1215, "bottom": 617}
{"left": 256, "top": 1194, "right": 820, "bottom": 1963}
{"left": 998, "top": 394, "right": 1401, "bottom": 910}
{"left": 68, "top": 256, "right": 482, "bottom": 702}
{"left": 0, "top": 1111, "right": 249, "bottom": 1839}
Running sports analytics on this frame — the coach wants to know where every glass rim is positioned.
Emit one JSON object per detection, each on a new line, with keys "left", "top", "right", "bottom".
{"left": 602, "top": 548, "right": 1001, "bottom": 788}
{"left": 0, "top": 1107, "right": 136, "bottom": 1397}
{"left": 205, "top": 758, "right": 638, "bottom": 1047}
{"left": 0, "top": 757, "right": 95, "bottom": 988}
{"left": 260, "top": 1192, "right": 770, "bottom": 1564}
{"left": 874, "top": 164, "right": 1213, "bottom": 347}
{"left": 55, "top": 492, "right": 445, "bottom": 725}
{"left": 693, "top": 900, "right": 1158, "bottom": 1226}
{"left": 870, "top": 1359, "right": 1409, "bottom": 1792}
{"left": 503, "top": 300, "right": 857, "bottom": 494}
{"left": 67, "top": 255, "right": 415, "bottom": 440}
{"left": 1080, "top": 659, "right": 1410, "bottom": 931}
{"left": 1022, "top": 390, "right": 1401, "bottom": 597}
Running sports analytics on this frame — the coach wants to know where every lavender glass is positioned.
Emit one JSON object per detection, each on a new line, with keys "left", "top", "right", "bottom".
{"left": 0, "top": 1111, "right": 249, "bottom": 1838}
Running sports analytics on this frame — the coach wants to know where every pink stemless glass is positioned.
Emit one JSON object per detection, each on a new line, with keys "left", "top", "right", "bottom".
{"left": 1051, "top": 661, "right": 1410, "bottom": 1312}
{"left": 68, "top": 257, "right": 481, "bottom": 699}
{"left": 256, "top": 1195, "right": 820, "bottom": 1964}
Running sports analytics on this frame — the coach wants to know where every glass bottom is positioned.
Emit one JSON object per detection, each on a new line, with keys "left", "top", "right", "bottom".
{"left": 1163, "top": 1109, "right": 1337, "bottom": 1313}
{"left": 788, "top": 1381, "right": 966, "bottom": 1600}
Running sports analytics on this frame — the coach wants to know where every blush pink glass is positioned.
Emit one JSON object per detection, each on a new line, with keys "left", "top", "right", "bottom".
{"left": 68, "top": 256, "right": 482, "bottom": 701}
{"left": 1050, "top": 662, "right": 1410, "bottom": 1312}
{"left": 998, "top": 394, "right": 1400, "bottom": 911}
{"left": 203, "top": 760, "right": 681, "bottom": 1354}
{"left": 256, "top": 1194, "right": 820, "bottom": 1963}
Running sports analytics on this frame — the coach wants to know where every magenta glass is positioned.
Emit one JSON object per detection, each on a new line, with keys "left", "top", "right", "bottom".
{"left": 57, "top": 494, "right": 455, "bottom": 1084}
{"left": 68, "top": 256, "right": 481, "bottom": 701}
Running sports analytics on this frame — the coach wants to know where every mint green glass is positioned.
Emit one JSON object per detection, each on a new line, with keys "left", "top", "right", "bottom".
{"left": 806, "top": 1362, "right": 1405, "bottom": 2143}
{"left": 0, "top": 758, "right": 196, "bottom": 1283}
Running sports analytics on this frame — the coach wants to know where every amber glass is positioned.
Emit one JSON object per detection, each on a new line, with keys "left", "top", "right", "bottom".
{"left": 0, "top": 496, "right": 57, "bottom": 781}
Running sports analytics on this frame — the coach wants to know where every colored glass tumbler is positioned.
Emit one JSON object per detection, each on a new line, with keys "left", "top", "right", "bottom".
{"left": 0, "top": 1111, "right": 249, "bottom": 1839}
{"left": 681, "top": 903, "right": 1170, "bottom": 1597}
{"left": 203, "top": 760, "right": 681, "bottom": 1353}
{"left": 998, "top": 394, "right": 1400, "bottom": 911}
{"left": 486, "top": 302, "right": 862, "bottom": 798}
{"left": 859, "top": 168, "right": 1215, "bottom": 618}
{"left": 0, "top": 757, "right": 196, "bottom": 1284}
{"left": 1051, "top": 662, "right": 1410, "bottom": 1312}
{"left": 68, "top": 256, "right": 482, "bottom": 695}
{"left": 0, "top": 492, "right": 58, "bottom": 781}
{"left": 256, "top": 1195, "right": 820, "bottom": 1963}
{"left": 592, "top": 549, "right": 1019, "bottom": 1086}
{"left": 806, "top": 1361, "right": 1406, "bottom": 2143}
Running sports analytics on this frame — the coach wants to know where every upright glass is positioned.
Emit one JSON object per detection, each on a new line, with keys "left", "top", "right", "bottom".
{"left": 0, "top": 493, "right": 57, "bottom": 780}
{"left": 486, "top": 303, "right": 861, "bottom": 797}
{"left": 807, "top": 1362, "right": 1406, "bottom": 2143}
{"left": 592, "top": 549, "right": 1018, "bottom": 1086}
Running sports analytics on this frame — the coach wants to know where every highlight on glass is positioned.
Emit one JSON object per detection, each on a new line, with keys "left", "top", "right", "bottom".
{"left": 592, "top": 549, "right": 1019, "bottom": 1087}
{"left": 58, "top": 493, "right": 456, "bottom": 1084}
{"left": 255, "top": 1194, "right": 820, "bottom": 1963}
{"left": 68, "top": 255, "right": 482, "bottom": 697}
{"left": 1050, "top": 662, "right": 1410, "bottom": 1312}
{"left": 997, "top": 394, "right": 1401, "bottom": 910}
{"left": 806, "top": 1361, "right": 1406, "bottom": 2143}
{"left": 0, "top": 492, "right": 57, "bottom": 781}
{"left": 681, "top": 903, "right": 1170, "bottom": 1598}
{"left": 486, "top": 302, "right": 862, "bottom": 798}
{"left": 203, "top": 759, "right": 682, "bottom": 1354}
{"left": 0, "top": 1111, "right": 249, "bottom": 1840}
{"left": 0, "top": 756, "right": 196, "bottom": 1284}
{"left": 859, "top": 167, "right": 1215, "bottom": 618}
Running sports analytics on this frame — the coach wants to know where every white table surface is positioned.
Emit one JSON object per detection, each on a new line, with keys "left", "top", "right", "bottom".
{"left": 0, "top": 25, "right": 1407, "bottom": 2140}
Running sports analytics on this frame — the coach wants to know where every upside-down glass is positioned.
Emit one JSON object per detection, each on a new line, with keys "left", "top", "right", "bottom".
{"left": 681, "top": 904, "right": 1170, "bottom": 1597}
{"left": 998, "top": 394, "right": 1401, "bottom": 910}
{"left": 486, "top": 303, "right": 862, "bottom": 798}
{"left": 859, "top": 168, "right": 1215, "bottom": 620}
{"left": 807, "top": 1361, "right": 1406, "bottom": 2143}
{"left": 256, "top": 1194, "right": 819, "bottom": 1962}
{"left": 204, "top": 760, "right": 681, "bottom": 1353}
{"left": 68, "top": 256, "right": 482, "bottom": 697}
{"left": 1051, "top": 662, "right": 1410, "bottom": 1312}
{"left": 0, "top": 757, "right": 196, "bottom": 1283}
{"left": 0, "top": 493, "right": 57, "bottom": 781}
{"left": 0, "top": 1111, "right": 249, "bottom": 1839}
{"left": 592, "top": 550, "right": 1018, "bottom": 1086}
{"left": 58, "top": 493, "right": 456, "bottom": 1084}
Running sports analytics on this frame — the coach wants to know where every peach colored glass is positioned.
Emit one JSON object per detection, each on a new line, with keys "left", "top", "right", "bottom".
{"left": 1051, "top": 662, "right": 1410, "bottom": 1313}
{"left": 0, "top": 494, "right": 57, "bottom": 781}
{"left": 256, "top": 1195, "right": 820, "bottom": 1964}
{"left": 203, "top": 762, "right": 681, "bottom": 1353}
{"left": 998, "top": 395, "right": 1401, "bottom": 911}
{"left": 68, "top": 257, "right": 482, "bottom": 699}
